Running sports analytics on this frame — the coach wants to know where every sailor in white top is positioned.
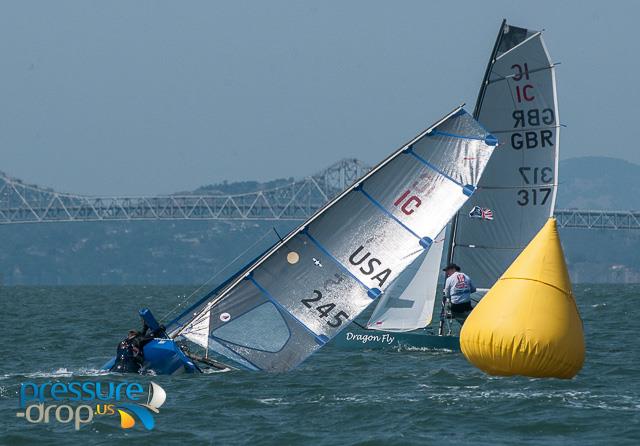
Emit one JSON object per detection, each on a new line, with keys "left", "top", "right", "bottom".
{"left": 442, "top": 263, "right": 476, "bottom": 325}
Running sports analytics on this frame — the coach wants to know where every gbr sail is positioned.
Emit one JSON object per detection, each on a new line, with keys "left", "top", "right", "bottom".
{"left": 448, "top": 22, "right": 560, "bottom": 289}
{"left": 174, "top": 106, "right": 497, "bottom": 371}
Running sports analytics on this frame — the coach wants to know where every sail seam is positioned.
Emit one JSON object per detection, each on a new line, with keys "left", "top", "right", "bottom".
{"left": 491, "top": 125, "right": 561, "bottom": 134}
{"left": 428, "top": 130, "right": 486, "bottom": 142}
{"left": 357, "top": 187, "right": 423, "bottom": 243}
{"left": 302, "top": 231, "right": 377, "bottom": 298}
{"left": 404, "top": 149, "right": 464, "bottom": 188}
{"left": 246, "top": 276, "right": 327, "bottom": 345}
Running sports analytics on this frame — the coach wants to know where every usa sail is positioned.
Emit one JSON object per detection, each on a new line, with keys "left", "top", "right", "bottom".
{"left": 448, "top": 22, "right": 560, "bottom": 289}
{"left": 365, "top": 230, "right": 445, "bottom": 331}
{"left": 173, "top": 106, "right": 497, "bottom": 371}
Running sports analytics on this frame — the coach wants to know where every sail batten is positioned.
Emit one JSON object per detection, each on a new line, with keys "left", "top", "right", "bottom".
{"left": 175, "top": 106, "right": 497, "bottom": 371}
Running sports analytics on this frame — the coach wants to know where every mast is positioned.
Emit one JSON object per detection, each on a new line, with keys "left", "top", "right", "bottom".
{"left": 445, "top": 19, "right": 506, "bottom": 266}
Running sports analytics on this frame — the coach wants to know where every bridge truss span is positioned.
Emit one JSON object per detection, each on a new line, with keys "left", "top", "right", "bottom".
{"left": 0, "top": 159, "right": 370, "bottom": 224}
{"left": 1, "top": 160, "right": 638, "bottom": 230}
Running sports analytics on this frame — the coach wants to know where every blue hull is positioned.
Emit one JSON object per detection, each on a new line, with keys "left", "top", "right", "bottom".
{"left": 332, "top": 326, "right": 460, "bottom": 351}
{"left": 103, "top": 339, "right": 200, "bottom": 375}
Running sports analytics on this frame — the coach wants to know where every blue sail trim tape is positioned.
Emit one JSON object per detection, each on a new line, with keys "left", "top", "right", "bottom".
{"left": 356, "top": 186, "right": 431, "bottom": 251}
{"left": 404, "top": 147, "right": 464, "bottom": 188}
{"left": 302, "top": 230, "right": 381, "bottom": 300}
{"left": 246, "top": 275, "right": 327, "bottom": 345}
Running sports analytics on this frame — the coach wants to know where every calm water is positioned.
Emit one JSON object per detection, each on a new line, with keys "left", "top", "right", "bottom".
{"left": 0, "top": 285, "right": 638, "bottom": 445}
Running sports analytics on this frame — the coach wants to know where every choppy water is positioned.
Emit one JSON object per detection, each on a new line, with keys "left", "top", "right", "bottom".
{"left": 0, "top": 285, "right": 638, "bottom": 445}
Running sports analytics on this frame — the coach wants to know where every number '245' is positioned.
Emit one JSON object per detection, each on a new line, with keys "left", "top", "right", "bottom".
{"left": 301, "top": 290, "right": 349, "bottom": 327}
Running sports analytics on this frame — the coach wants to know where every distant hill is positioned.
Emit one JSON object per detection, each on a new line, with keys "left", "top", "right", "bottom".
{"left": 557, "top": 156, "right": 640, "bottom": 210}
{"left": 1, "top": 156, "right": 639, "bottom": 285}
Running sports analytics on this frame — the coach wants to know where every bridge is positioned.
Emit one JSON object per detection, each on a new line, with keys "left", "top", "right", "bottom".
{"left": 1, "top": 159, "right": 638, "bottom": 230}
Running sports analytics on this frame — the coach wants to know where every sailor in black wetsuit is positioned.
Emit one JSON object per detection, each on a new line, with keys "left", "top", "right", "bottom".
{"left": 110, "top": 324, "right": 157, "bottom": 373}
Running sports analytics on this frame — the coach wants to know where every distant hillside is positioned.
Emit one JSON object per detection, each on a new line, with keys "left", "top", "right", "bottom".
{"left": 557, "top": 157, "right": 640, "bottom": 210}
{"left": 1, "top": 156, "right": 639, "bottom": 285}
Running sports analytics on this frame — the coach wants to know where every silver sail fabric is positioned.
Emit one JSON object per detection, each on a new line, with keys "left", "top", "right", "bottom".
{"left": 366, "top": 230, "right": 445, "bottom": 332}
{"left": 175, "top": 107, "right": 497, "bottom": 371}
{"left": 450, "top": 23, "right": 559, "bottom": 289}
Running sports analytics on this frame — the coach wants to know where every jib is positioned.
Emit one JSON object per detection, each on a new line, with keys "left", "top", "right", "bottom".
{"left": 348, "top": 246, "right": 391, "bottom": 287}
{"left": 511, "top": 130, "right": 553, "bottom": 149}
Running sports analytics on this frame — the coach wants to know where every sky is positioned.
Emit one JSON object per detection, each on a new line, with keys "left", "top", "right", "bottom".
{"left": 0, "top": 1, "right": 637, "bottom": 195}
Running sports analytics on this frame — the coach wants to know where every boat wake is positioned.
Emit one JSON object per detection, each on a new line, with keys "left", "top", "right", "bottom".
{"left": 2, "top": 367, "right": 116, "bottom": 381}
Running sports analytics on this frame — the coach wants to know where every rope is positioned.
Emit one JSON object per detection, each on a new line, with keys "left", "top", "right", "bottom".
{"left": 159, "top": 229, "right": 276, "bottom": 323}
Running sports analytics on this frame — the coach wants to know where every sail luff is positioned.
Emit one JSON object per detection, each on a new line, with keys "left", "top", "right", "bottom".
{"left": 447, "top": 20, "right": 506, "bottom": 267}
{"left": 174, "top": 105, "right": 466, "bottom": 338}
{"left": 472, "top": 19, "right": 507, "bottom": 120}
{"left": 539, "top": 37, "right": 560, "bottom": 219}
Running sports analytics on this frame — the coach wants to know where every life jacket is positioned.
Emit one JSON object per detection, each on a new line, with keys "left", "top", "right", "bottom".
{"left": 110, "top": 338, "right": 141, "bottom": 373}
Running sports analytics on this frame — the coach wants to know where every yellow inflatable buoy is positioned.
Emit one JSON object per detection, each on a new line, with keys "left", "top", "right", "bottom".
{"left": 460, "top": 218, "right": 585, "bottom": 379}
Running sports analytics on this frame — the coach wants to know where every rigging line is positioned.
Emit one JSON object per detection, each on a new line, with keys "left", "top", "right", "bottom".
{"left": 272, "top": 227, "right": 284, "bottom": 242}
{"left": 160, "top": 228, "right": 276, "bottom": 323}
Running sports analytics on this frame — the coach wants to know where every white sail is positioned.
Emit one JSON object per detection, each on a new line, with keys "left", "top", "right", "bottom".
{"left": 449, "top": 22, "right": 560, "bottom": 289}
{"left": 181, "top": 313, "right": 211, "bottom": 349}
{"left": 144, "top": 382, "right": 166, "bottom": 413}
{"left": 366, "top": 230, "right": 444, "bottom": 331}
{"left": 173, "top": 106, "right": 497, "bottom": 371}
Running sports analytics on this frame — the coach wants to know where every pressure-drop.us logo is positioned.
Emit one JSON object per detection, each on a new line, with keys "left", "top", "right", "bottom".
{"left": 16, "top": 380, "right": 166, "bottom": 430}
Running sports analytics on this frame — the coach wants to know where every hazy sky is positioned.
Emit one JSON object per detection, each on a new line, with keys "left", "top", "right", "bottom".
{"left": 1, "top": 1, "right": 636, "bottom": 195}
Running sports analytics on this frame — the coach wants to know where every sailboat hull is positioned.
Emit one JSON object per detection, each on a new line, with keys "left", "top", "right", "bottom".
{"left": 331, "top": 326, "right": 460, "bottom": 351}
{"left": 103, "top": 339, "right": 200, "bottom": 375}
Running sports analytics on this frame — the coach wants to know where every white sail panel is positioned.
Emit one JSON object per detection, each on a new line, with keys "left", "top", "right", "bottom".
{"left": 366, "top": 230, "right": 445, "bottom": 332}
{"left": 450, "top": 24, "right": 559, "bottom": 289}
{"left": 177, "top": 107, "right": 497, "bottom": 371}
{"left": 181, "top": 313, "right": 211, "bottom": 349}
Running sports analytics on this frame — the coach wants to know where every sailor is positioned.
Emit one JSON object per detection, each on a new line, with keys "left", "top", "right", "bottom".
{"left": 110, "top": 329, "right": 145, "bottom": 373}
{"left": 109, "top": 323, "right": 159, "bottom": 373}
{"left": 442, "top": 263, "right": 476, "bottom": 325}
